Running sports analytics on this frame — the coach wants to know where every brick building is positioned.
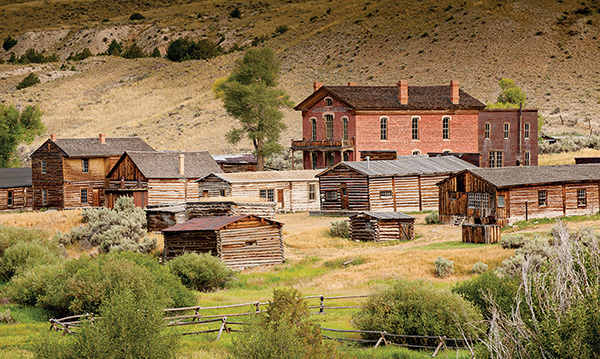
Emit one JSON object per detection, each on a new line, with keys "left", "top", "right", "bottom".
{"left": 292, "top": 81, "right": 538, "bottom": 169}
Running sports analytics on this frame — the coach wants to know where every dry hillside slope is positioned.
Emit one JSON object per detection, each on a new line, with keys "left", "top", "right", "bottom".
{"left": 0, "top": 0, "right": 599, "bottom": 156}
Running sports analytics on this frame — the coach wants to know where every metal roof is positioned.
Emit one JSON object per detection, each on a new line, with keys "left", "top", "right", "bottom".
{"left": 198, "top": 169, "right": 321, "bottom": 183}
{"left": 212, "top": 153, "right": 257, "bottom": 164}
{"left": 0, "top": 168, "right": 32, "bottom": 189}
{"left": 318, "top": 156, "right": 476, "bottom": 178}
{"left": 467, "top": 164, "right": 600, "bottom": 188}
{"left": 162, "top": 215, "right": 281, "bottom": 232}
{"left": 350, "top": 211, "right": 415, "bottom": 220}
{"left": 49, "top": 137, "right": 154, "bottom": 157}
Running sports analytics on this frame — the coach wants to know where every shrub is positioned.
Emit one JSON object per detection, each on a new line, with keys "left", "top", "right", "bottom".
{"left": 0, "top": 226, "right": 48, "bottom": 257}
{"left": 34, "top": 289, "right": 179, "bottom": 359}
{"left": 424, "top": 212, "right": 440, "bottom": 224}
{"left": 229, "top": 7, "right": 241, "bottom": 19}
{"left": 453, "top": 271, "right": 519, "bottom": 320}
{"left": 0, "top": 241, "right": 64, "bottom": 281}
{"left": 130, "top": 12, "right": 145, "bottom": 20}
{"left": 66, "top": 48, "right": 93, "bottom": 61}
{"left": 497, "top": 235, "right": 551, "bottom": 277}
{"left": 16, "top": 73, "right": 40, "bottom": 90}
{"left": 435, "top": 256, "right": 454, "bottom": 278}
{"left": 11, "top": 48, "right": 59, "bottom": 64}
{"left": 500, "top": 234, "right": 527, "bottom": 249}
{"left": 5, "top": 263, "right": 63, "bottom": 306}
{"left": 151, "top": 47, "right": 161, "bottom": 58}
{"left": 122, "top": 43, "right": 147, "bottom": 59}
{"left": 0, "top": 309, "right": 15, "bottom": 324}
{"left": 353, "top": 281, "right": 484, "bottom": 346}
{"left": 275, "top": 25, "right": 289, "bottom": 34}
{"left": 471, "top": 261, "right": 488, "bottom": 274}
{"left": 328, "top": 220, "right": 349, "bottom": 238}
{"left": 166, "top": 38, "right": 220, "bottom": 62}
{"left": 2, "top": 36, "right": 17, "bottom": 51}
{"left": 168, "top": 252, "right": 235, "bottom": 291}
{"left": 107, "top": 39, "right": 122, "bottom": 56}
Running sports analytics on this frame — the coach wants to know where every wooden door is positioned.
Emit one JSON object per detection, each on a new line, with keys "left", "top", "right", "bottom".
{"left": 92, "top": 189, "right": 101, "bottom": 207}
{"left": 277, "top": 189, "right": 284, "bottom": 209}
{"left": 132, "top": 191, "right": 148, "bottom": 208}
{"left": 340, "top": 184, "right": 349, "bottom": 210}
{"left": 202, "top": 190, "right": 209, "bottom": 199}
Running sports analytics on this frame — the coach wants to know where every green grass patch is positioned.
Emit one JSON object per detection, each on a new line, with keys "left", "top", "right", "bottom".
{"left": 412, "top": 240, "right": 489, "bottom": 251}
{"left": 502, "top": 213, "right": 600, "bottom": 233}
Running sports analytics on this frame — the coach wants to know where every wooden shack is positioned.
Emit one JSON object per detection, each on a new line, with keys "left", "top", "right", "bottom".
{"left": 196, "top": 170, "right": 321, "bottom": 212}
{"left": 0, "top": 168, "right": 32, "bottom": 211}
{"left": 106, "top": 151, "right": 223, "bottom": 208}
{"left": 349, "top": 212, "right": 415, "bottom": 242}
{"left": 438, "top": 164, "right": 600, "bottom": 227}
{"left": 162, "top": 215, "right": 284, "bottom": 269}
{"left": 317, "top": 156, "right": 476, "bottom": 213}
{"left": 212, "top": 154, "right": 257, "bottom": 173}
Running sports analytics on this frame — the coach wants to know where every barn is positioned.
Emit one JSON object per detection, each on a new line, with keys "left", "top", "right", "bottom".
{"left": 0, "top": 168, "right": 32, "bottom": 211}
{"left": 196, "top": 170, "right": 321, "bottom": 212}
{"left": 317, "top": 156, "right": 476, "bottom": 213}
{"left": 349, "top": 212, "right": 415, "bottom": 242}
{"left": 438, "top": 164, "right": 600, "bottom": 227}
{"left": 162, "top": 215, "right": 284, "bottom": 269}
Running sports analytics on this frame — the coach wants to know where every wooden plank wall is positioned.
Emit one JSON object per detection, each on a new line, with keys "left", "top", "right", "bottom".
{"left": 0, "top": 187, "right": 31, "bottom": 210}
{"left": 148, "top": 179, "right": 199, "bottom": 205}
{"left": 63, "top": 181, "right": 104, "bottom": 208}
{"left": 186, "top": 202, "right": 276, "bottom": 219}
{"left": 462, "top": 224, "right": 500, "bottom": 244}
{"left": 107, "top": 155, "right": 147, "bottom": 182}
{"left": 219, "top": 163, "right": 257, "bottom": 173}
{"left": 31, "top": 141, "right": 65, "bottom": 208}
{"left": 368, "top": 178, "right": 395, "bottom": 211}
{"left": 438, "top": 172, "right": 500, "bottom": 224}
{"left": 350, "top": 216, "right": 414, "bottom": 241}
{"left": 319, "top": 166, "right": 369, "bottom": 211}
{"left": 394, "top": 177, "right": 420, "bottom": 212}
{"left": 163, "top": 231, "right": 219, "bottom": 260}
{"left": 197, "top": 176, "right": 231, "bottom": 197}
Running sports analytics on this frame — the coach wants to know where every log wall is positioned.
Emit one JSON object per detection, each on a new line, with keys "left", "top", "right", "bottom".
{"left": 148, "top": 179, "right": 199, "bottom": 205}
{"left": 0, "top": 187, "right": 31, "bottom": 210}
{"left": 350, "top": 216, "right": 414, "bottom": 242}
{"left": 186, "top": 201, "right": 276, "bottom": 219}
{"left": 31, "top": 140, "right": 65, "bottom": 209}
{"left": 319, "top": 166, "right": 369, "bottom": 211}
{"left": 163, "top": 231, "right": 219, "bottom": 260}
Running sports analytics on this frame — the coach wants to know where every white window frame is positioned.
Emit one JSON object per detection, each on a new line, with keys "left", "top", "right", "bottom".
{"left": 578, "top": 189, "right": 587, "bottom": 207}
{"left": 308, "top": 183, "right": 316, "bottom": 201}
{"left": 504, "top": 122, "right": 510, "bottom": 139}
{"left": 467, "top": 192, "right": 490, "bottom": 209}
{"left": 538, "top": 190, "right": 547, "bottom": 207}
{"left": 411, "top": 116, "right": 420, "bottom": 140}
{"left": 524, "top": 122, "right": 530, "bottom": 139}
{"left": 442, "top": 116, "right": 450, "bottom": 140}
{"left": 380, "top": 190, "right": 392, "bottom": 199}
{"left": 380, "top": 117, "right": 388, "bottom": 141}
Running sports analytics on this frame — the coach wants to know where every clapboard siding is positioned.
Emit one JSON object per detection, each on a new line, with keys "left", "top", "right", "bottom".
{"left": 394, "top": 177, "right": 420, "bottom": 212}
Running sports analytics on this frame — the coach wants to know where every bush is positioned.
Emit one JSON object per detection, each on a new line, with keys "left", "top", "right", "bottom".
{"left": 10, "top": 48, "right": 59, "bottom": 64}
{"left": 16, "top": 73, "right": 40, "bottom": 90}
{"left": 328, "top": 220, "right": 349, "bottom": 238}
{"left": 497, "top": 235, "right": 551, "bottom": 277}
{"left": 424, "top": 212, "right": 440, "bottom": 224}
{"left": 0, "top": 241, "right": 64, "bottom": 281}
{"left": 500, "top": 234, "right": 527, "bottom": 249}
{"left": 353, "top": 281, "right": 484, "bottom": 346}
{"left": 66, "top": 48, "right": 93, "bottom": 61}
{"left": 453, "top": 271, "right": 519, "bottom": 320}
{"left": 130, "top": 12, "right": 145, "bottom": 20}
{"left": 151, "top": 47, "right": 161, "bottom": 58}
{"left": 0, "top": 309, "right": 15, "bottom": 324}
{"left": 0, "top": 226, "right": 48, "bottom": 257}
{"left": 229, "top": 7, "right": 241, "bottom": 19}
{"left": 106, "top": 39, "right": 122, "bottom": 56}
{"left": 435, "top": 256, "right": 454, "bottom": 278}
{"left": 471, "top": 261, "right": 488, "bottom": 274}
{"left": 2, "top": 36, "right": 17, "bottom": 51}
{"left": 122, "top": 43, "right": 147, "bottom": 59}
{"left": 275, "top": 25, "right": 289, "bottom": 34}
{"left": 5, "top": 263, "right": 63, "bottom": 306}
{"left": 168, "top": 252, "right": 235, "bottom": 291}
{"left": 34, "top": 289, "right": 179, "bottom": 359}
{"left": 166, "top": 37, "right": 220, "bottom": 62}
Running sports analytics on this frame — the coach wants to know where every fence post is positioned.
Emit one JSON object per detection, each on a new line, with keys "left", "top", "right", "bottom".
{"left": 216, "top": 317, "right": 228, "bottom": 341}
{"left": 374, "top": 331, "right": 387, "bottom": 348}
{"left": 194, "top": 308, "right": 200, "bottom": 322}
{"left": 254, "top": 302, "right": 260, "bottom": 313}
{"left": 319, "top": 295, "right": 325, "bottom": 313}
{"left": 431, "top": 336, "right": 447, "bottom": 357}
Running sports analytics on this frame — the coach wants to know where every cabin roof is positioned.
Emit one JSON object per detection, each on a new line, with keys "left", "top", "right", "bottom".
{"left": 212, "top": 153, "right": 257, "bottom": 165}
{"left": 350, "top": 211, "right": 415, "bottom": 220}
{"left": 162, "top": 215, "right": 281, "bottom": 232}
{"left": 318, "top": 156, "right": 476, "bottom": 178}
{"left": 468, "top": 164, "right": 600, "bottom": 188}
{"left": 197, "top": 169, "right": 321, "bottom": 183}
{"left": 0, "top": 168, "right": 32, "bottom": 189}
{"left": 115, "top": 151, "right": 223, "bottom": 179}
{"left": 295, "top": 85, "right": 485, "bottom": 111}
{"left": 50, "top": 137, "right": 154, "bottom": 157}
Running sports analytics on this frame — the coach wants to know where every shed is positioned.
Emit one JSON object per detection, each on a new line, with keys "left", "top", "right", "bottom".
{"left": 0, "top": 168, "right": 32, "bottom": 210}
{"left": 349, "top": 212, "right": 415, "bottom": 242}
{"left": 162, "top": 215, "right": 284, "bottom": 269}
{"left": 212, "top": 154, "right": 257, "bottom": 173}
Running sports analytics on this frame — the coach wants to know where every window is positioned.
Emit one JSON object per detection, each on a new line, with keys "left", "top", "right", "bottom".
{"left": 504, "top": 122, "right": 510, "bottom": 139}
{"left": 498, "top": 195, "right": 506, "bottom": 208}
{"left": 442, "top": 117, "right": 450, "bottom": 140}
{"left": 259, "top": 189, "right": 275, "bottom": 202}
{"left": 325, "top": 115, "right": 334, "bottom": 139}
{"left": 578, "top": 189, "right": 587, "bottom": 207}
{"left": 308, "top": 184, "right": 316, "bottom": 201}
{"left": 219, "top": 189, "right": 226, "bottom": 197}
{"left": 325, "top": 190, "right": 337, "bottom": 201}
{"left": 259, "top": 189, "right": 266, "bottom": 199}
{"left": 489, "top": 150, "right": 503, "bottom": 167}
{"left": 443, "top": 149, "right": 452, "bottom": 154}
{"left": 412, "top": 150, "right": 421, "bottom": 155}
{"left": 80, "top": 189, "right": 88, "bottom": 204}
{"left": 524, "top": 151, "right": 530, "bottom": 166}
{"left": 82, "top": 158, "right": 89, "bottom": 173}
{"left": 343, "top": 152, "right": 350, "bottom": 161}
{"left": 311, "top": 153, "right": 318, "bottom": 169}
{"left": 484, "top": 122, "right": 490, "bottom": 139}
{"left": 42, "top": 189, "right": 47, "bottom": 206}
{"left": 538, "top": 190, "right": 547, "bottom": 207}
{"left": 380, "top": 117, "right": 388, "bottom": 140}
{"left": 449, "top": 192, "right": 458, "bottom": 200}
{"left": 380, "top": 190, "right": 392, "bottom": 199}
{"left": 326, "top": 152, "right": 335, "bottom": 167}
{"left": 468, "top": 192, "right": 490, "bottom": 209}
{"left": 325, "top": 98, "right": 333, "bottom": 106}
{"left": 524, "top": 122, "right": 530, "bottom": 139}
{"left": 311, "top": 118, "right": 317, "bottom": 141}
{"left": 7, "top": 191, "right": 13, "bottom": 206}
{"left": 342, "top": 118, "right": 349, "bottom": 140}
{"left": 245, "top": 240, "right": 257, "bottom": 246}
{"left": 412, "top": 117, "right": 419, "bottom": 140}
{"left": 41, "top": 160, "right": 47, "bottom": 174}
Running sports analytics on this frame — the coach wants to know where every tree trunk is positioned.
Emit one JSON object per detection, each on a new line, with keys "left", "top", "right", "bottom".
{"left": 254, "top": 139, "right": 265, "bottom": 171}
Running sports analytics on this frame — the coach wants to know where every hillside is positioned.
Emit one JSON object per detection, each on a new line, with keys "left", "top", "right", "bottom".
{"left": 1, "top": 0, "right": 599, "bottom": 156}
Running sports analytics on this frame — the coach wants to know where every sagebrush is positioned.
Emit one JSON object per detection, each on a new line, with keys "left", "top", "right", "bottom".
{"left": 168, "top": 252, "right": 235, "bottom": 292}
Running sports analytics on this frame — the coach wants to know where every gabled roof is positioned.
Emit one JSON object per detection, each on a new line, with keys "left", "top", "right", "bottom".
{"left": 212, "top": 154, "right": 257, "bottom": 165}
{"left": 464, "top": 164, "right": 600, "bottom": 188}
{"left": 295, "top": 85, "right": 485, "bottom": 111}
{"left": 317, "top": 156, "right": 476, "bottom": 178}
{"left": 162, "top": 215, "right": 281, "bottom": 232}
{"left": 50, "top": 137, "right": 155, "bottom": 157}
{"left": 350, "top": 211, "right": 415, "bottom": 220}
{"left": 0, "top": 168, "right": 32, "bottom": 189}
{"left": 111, "top": 151, "right": 223, "bottom": 179}
{"left": 197, "top": 169, "right": 321, "bottom": 183}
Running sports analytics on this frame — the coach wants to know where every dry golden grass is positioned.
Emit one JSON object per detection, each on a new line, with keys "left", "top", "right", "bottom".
{"left": 539, "top": 148, "right": 600, "bottom": 166}
{"left": 0, "top": 210, "right": 82, "bottom": 235}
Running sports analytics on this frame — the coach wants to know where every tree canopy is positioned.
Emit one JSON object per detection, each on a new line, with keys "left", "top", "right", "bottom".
{"left": 0, "top": 104, "right": 45, "bottom": 167}
{"left": 488, "top": 78, "right": 527, "bottom": 108}
{"left": 218, "top": 47, "right": 292, "bottom": 170}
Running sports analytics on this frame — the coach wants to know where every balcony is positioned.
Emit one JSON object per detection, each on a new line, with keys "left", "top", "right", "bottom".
{"left": 291, "top": 139, "right": 355, "bottom": 151}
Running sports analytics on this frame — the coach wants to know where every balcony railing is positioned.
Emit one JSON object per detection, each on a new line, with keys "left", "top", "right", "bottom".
{"left": 291, "top": 139, "right": 355, "bottom": 150}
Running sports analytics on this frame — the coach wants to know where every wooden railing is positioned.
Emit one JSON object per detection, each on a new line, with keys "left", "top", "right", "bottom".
{"left": 291, "top": 139, "right": 355, "bottom": 149}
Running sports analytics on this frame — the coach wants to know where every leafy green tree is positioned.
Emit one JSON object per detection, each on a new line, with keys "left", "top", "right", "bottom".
{"left": 488, "top": 78, "right": 527, "bottom": 108}
{"left": 2, "top": 36, "right": 17, "bottom": 51}
{"left": 107, "top": 39, "right": 122, "bottom": 56}
{"left": 166, "top": 38, "right": 219, "bottom": 62}
{"left": 0, "top": 104, "right": 45, "bottom": 167}
{"left": 122, "top": 43, "right": 147, "bottom": 59}
{"left": 218, "top": 47, "right": 292, "bottom": 170}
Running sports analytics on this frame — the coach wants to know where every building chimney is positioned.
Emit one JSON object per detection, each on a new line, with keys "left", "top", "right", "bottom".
{"left": 313, "top": 81, "right": 324, "bottom": 92}
{"left": 366, "top": 156, "right": 370, "bottom": 169}
{"left": 179, "top": 153, "right": 185, "bottom": 176}
{"left": 397, "top": 80, "right": 408, "bottom": 105}
{"left": 99, "top": 133, "right": 106, "bottom": 144}
{"left": 450, "top": 80, "right": 460, "bottom": 104}
{"left": 50, "top": 134, "right": 57, "bottom": 141}
{"left": 348, "top": 82, "right": 357, "bottom": 86}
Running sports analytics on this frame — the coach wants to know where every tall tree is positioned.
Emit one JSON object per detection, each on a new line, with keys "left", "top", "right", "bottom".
{"left": 218, "top": 47, "right": 292, "bottom": 170}
{"left": 488, "top": 78, "right": 527, "bottom": 108}
{"left": 0, "top": 104, "right": 45, "bottom": 167}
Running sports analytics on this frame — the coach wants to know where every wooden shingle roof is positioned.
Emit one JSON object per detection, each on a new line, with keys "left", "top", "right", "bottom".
{"left": 50, "top": 137, "right": 155, "bottom": 157}
{"left": 0, "top": 168, "right": 32, "bottom": 189}
{"left": 198, "top": 169, "right": 320, "bottom": 183}
{"left": 467, "top": 164, "right": 600, "bottom": 188}
{"left": 116, "top": 151, "right": 223, "bottom": 179}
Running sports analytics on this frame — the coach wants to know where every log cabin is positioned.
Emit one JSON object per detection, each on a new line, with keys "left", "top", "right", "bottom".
{"left": 0, "top": 168, "right": 32, "bottom": 211}
{"left": 317, "top": 156, "right": 476, "bottom": 213}
{"left": 212, "top": 154, "right": 257, "bottom": 173}
{"left": 30, "top": 134, "right": 155, "bottom": 209}
{"left": 106, "top": 151, "right": 223, "bottom": 208}
{"left": 162, "top": 215, "right": 284, "bottom": 269}
{"left": 196, "top": 170, "right": 321, "bottom": 212}
{"left": 438, "top": 165, "right": 600, "bottom": 227}
{"left": 349, "top": 212, "right": 415, "bottom": 242}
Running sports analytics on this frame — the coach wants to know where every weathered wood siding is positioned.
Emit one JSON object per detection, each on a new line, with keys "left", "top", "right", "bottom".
{"left": 186, "top": 201, "right": 276, "bottom": 220}
{"left": 319, "top": 165, "right": 369, "bottom": 211}
{"left": 219, "top": 163, "right": 257, "bottom": 173}
{"left": 394, "top": 177, "right": 420, "bottom": 212}
{"left": 197, "top": 175, "right": 231, "bottom": 198}
{"left": 163, "top": 231, "right": 219, "bottom": 260}
{"left": 462, "top": 224, "right": 500, "bottom": 244}
{"left": 368, "top": 178, "right": 395, "bottom": 211}
{"left": 350, "top": 216, "right": 414, "bottom": 242}
{"left": 148, "top": 179, "right": 199, "bottom": 205}
{"left": 0, "top": 187, "right": 31, "bottom": 210}
{"left": 31, "top": 140, "right": 65, "bottom": 209}
{"left": 63, "top": 181, "right": 104, "bottom": 208}
{"left": 106, "top": 155, "right": 147, "bottom": 182}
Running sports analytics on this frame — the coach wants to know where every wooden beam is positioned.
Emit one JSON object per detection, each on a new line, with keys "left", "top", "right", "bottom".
{"left": 392, "top": 176, "right": 397, "bottom": 212}
{"left": 418, "top": 175, "right": 422, "bottom": 212}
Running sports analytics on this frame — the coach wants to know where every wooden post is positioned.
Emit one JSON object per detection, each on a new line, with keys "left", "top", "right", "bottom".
{"left": 562, "top": 184, "right": 566, "bottom": 215}
{"left": 392, "top": 176, "right": 397, "bottom": 212}
{"left": 319, "top": 295, "right": 325, "bottom": 313}
{"left": 254, "top": 302, "right": 260, "bottom": 313}
{"left": 431, "top": 336, "right": 448, "bottom": 357}
{"left": 418, "top": 175, "right": 423, "bottom": 212}
{"left": 525, "top": 201, "right": 528, "bottom": 221}
{"left": 216, "top": 317, "right": 228, "bottom": 341}
{"left": 374, "top": 331, "right": 388, "bottom": 348}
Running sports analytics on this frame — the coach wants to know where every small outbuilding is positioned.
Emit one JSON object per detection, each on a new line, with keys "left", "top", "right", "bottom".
{"left": 212, "top": 154, "right": 257, "bottom": 173}
{"left": 349, "top": 212, "right": 415, "bottom": 242}
{"left": 0, "top": 168, "right": 32, "bottom": 211}
{"left": 162, "top": 215, "right": 284, "bottom": 269}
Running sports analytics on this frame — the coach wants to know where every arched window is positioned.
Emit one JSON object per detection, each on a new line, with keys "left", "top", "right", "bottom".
{"left": 412, "top": 150, "right": 421, "bottom": 155}
{"left": 342, "top": 118, "right": 349, "bottom": 141}
{"left": 311, "top": 153, "right": 318, "bottom": 169}
{"left": 311, "top": 118, "right": 317, "bottom": 141}
{"left": 325, "top": 115, "right": 334, "bottom": 139}
{"left": 442, "top": 116, "right": 450, "bottom": 140}
{"left": 411, "top": 117, "right": 419, "bottom": 140}
{"left": 325, "top": 98, "right": 333, "bottom": 106}
{"left": 443, "top": 149, "right": 452, "bottom": 154}
{"left": 380, "top": 117, "right": 388, "bottom": 140}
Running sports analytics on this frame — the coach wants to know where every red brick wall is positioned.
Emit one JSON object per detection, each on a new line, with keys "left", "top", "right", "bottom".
{"left": 478, "top": 109, "right": 538, "bottom": 167}
{"left": 301, "top": 97, "right": 355, "bottom": 141}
